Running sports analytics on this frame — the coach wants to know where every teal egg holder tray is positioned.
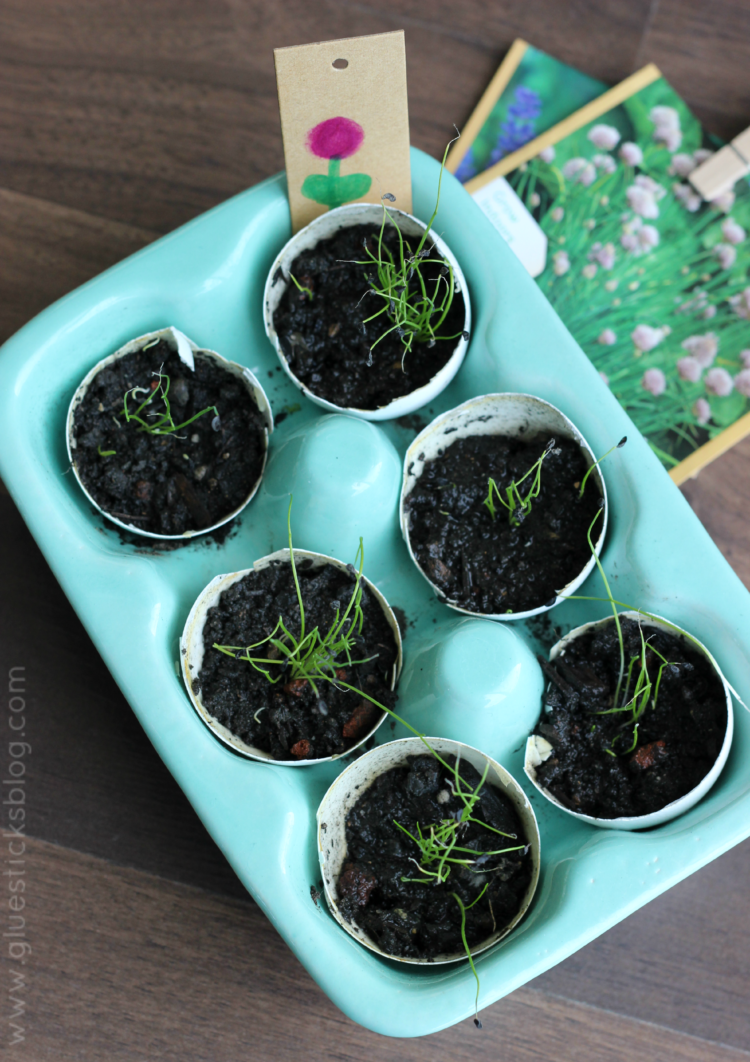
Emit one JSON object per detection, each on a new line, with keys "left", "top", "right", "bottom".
{"left": 1, "top": 148, "right": 749, "bottom": 1037}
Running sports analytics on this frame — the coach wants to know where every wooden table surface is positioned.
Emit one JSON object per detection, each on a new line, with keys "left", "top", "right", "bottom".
{"left": 2, "top": 2, "right": 750, "bottom": 1058}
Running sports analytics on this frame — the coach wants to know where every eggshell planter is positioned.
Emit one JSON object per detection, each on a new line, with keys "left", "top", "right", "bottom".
{"left": 317, "top": 736, "right": 540, "bottom": 963}
{"left": 180, "top": 548, "right": 403, "bottom": 766}
{"left": 400, "top": 393, "right": 608, "bottom": 621}
{"left": 263, "top": 203, "right": 471, "bottom": 421}
{"left": 67, "top": 326, "right": 273, "bottom": 540}
{"left": 524, "top": 611, "right": 734, "bottom": 830}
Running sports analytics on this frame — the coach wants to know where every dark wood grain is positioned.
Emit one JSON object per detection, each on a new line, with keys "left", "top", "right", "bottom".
{"left": 0, "top": 493, "right": 247, "bottom": 900}
{"left": 11, "top": 837, "right": 750, "bottom": 1061}
{"left": 639, "top": 0, "right": 750, "bottom": 140}
{"left": 0, "top": 188, "right": 156, "bottom": 344}
{"left": 680, "top": 438, "right": 750, "bottom": 591}
{"left": 0, "top": 0, "right": 654, "bottom": 233}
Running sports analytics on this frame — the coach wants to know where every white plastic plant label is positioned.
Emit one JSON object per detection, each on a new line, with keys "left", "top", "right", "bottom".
{"left": 471, "top": 175, "right": 548, "bottom": 277}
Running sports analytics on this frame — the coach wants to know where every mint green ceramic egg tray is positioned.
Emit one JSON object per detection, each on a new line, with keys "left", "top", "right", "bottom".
{"left": 1, "top": 149, "right": 749, "bottom": 1038}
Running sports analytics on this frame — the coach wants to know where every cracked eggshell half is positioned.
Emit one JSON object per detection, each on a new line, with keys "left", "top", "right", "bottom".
{"left": 180, "top": 548, "right": 402, "bottom": 766}
{"left": 66, "top": 326, "right": 273, "bottom": 539}
{"left": 317, "top": 735, "right": 540, "bottom": 962}
{"left": 263, "top": 203, "right": 470, "bottom": 421}
{"left": 400, "top": 393, "right": 608, "bottom": 621}
{"left": 524, "top": 611, "right": 734, "bottom": 830}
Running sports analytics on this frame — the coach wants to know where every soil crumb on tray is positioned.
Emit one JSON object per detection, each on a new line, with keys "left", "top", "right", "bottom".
{"left": 337, "top": 754, "right": 532, "bottom": 959}
{"left": 404, "top": 434, "right": 602, "bottom": 614}
{"left": 272, "top": 223, "right": 466, "bottom": 410}
{"left": 533, "top": 618, "right": 728, "bottom": 818}
{"left": 196, "top": 560, "right": 399, "bottom": 761}
{"left": 72, "top": 341, "right": 267, "bottom": 536}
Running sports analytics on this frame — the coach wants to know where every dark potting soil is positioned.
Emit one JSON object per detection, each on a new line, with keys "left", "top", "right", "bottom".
{"left": 72, "top": 341, "right": 267, "bottom": 536}
{"left": 533, "top": 618, "right": 728, "bottom": 819}
{"left": 335, "top": 754, "right": 532, "bottom": 959}
{"left": 271, "top": 222, "right": 466, "bottom": 410}
{"left": 195, "top": 559, "right": 399, "bottom": 761}
{"left": 404, "top": 434, "right": 603, "bottom": 614}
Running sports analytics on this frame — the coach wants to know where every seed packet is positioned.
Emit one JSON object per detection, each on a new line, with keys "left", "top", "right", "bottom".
{"left": 446, "top": 40, "right": 606, "bottom": 184}
{"left": 454, "top": 46, "right": 750, "bottom": 483}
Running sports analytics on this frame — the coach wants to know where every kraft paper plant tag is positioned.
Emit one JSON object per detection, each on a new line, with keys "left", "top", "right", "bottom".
{"left": 274, "top": 32, "right": 412, "bottom": 233}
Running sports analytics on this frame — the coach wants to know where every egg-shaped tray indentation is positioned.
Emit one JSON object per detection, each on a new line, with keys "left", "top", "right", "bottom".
{"left": 395, "top": 616, "right": 545, "bottom": 765}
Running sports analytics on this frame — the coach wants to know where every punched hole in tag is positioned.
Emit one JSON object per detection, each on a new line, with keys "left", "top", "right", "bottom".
{"left": 332, "top": 58, "right": 348, "bottom": 69}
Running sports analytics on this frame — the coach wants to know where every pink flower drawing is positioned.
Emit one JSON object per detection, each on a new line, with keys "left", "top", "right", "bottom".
{"left": 306, "top": 116, "right": 365, "bottom": 159}
{"left": 302, "top": 117, "right": 371, "bottom": 211}
{"left": 694, "top": 398, "right": 712, "bottom": 424}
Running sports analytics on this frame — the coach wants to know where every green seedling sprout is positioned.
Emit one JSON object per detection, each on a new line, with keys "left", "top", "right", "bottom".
{"left": 396, "top": 759, "right": 523, "bottom": 886}
{"left": 354, "top": 136, "right": 469, "bottom": 369}
{"left": 121, "top": 367, "right": 219, "bottom": 437}
{"left": 394, "top": 755, "right": 523, "bottom": 1029}
{"left": 484, "top": 439, "right": 557, "bottom": 527}
{"left": 578, "top": 435, "right": 627, "bottom": 498}
{"left": 214, "top": 496, "right": 375, "bottom": 697}
{"left": 289, "top": 273, "right": 314, "bottom": 301}
{"left": 593, "top": 621, "right": 678, "bottom": 752}
{"left": 214, "top": 497, "right": 530, "bottom": 1025}
{"left": 97, "top": 445, "right": 116, "bottom": 457}
{"left": 552, "top": 505, "right": 682, "bottom": 756}
{"left": 454, "top": 886, "right": 489, "bottom": 1028}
